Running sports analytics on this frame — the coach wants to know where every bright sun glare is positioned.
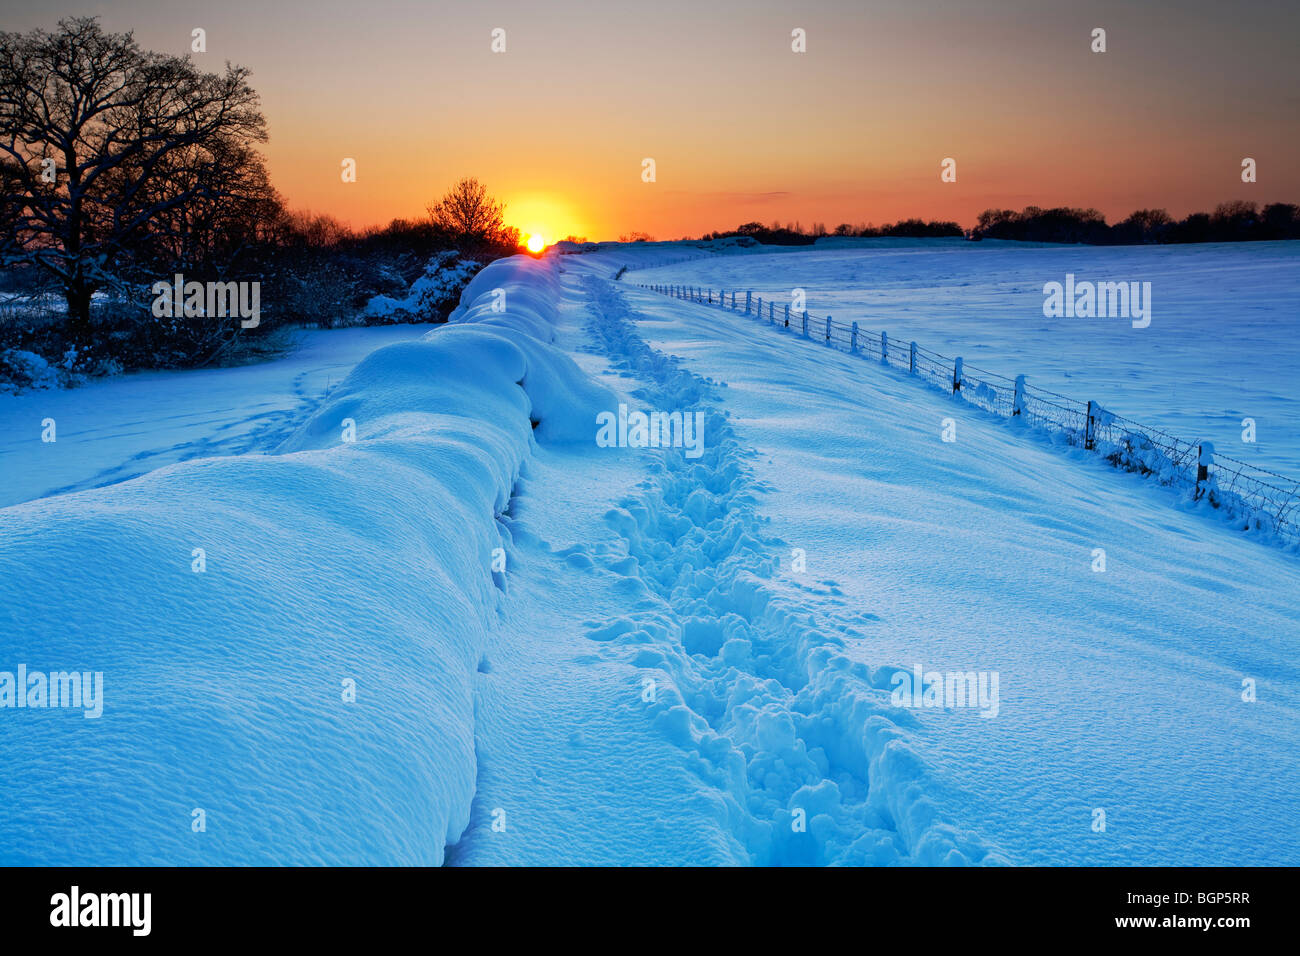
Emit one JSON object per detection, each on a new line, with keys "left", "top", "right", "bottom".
{"left": 526, "top": 234, "right": 546, "bottom": 253}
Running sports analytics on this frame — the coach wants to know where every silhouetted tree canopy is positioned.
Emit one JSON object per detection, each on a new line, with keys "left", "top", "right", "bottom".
{"left": 426, "top": 177, "right": 519, "bottom": 255}
{"left": 0, "top": 17, "right": 277, "bottom": 341}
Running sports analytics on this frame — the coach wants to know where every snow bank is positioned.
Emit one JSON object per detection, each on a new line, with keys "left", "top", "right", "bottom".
{"left": 0, "top": 254, "right": 612, "bottom": 864}
{"left": 447, "top": 255, "right": 562, "bottom": 340}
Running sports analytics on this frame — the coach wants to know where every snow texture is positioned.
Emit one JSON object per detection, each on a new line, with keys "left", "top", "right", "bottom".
{"left": 1, "top": 241, "right": 1297, "bottom": 866}
{"left": 0, "top": 255, "right": 613, "bottom": 864}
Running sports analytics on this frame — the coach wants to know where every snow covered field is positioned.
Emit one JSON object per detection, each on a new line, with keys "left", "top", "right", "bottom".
{"left": 1, "top": 244, "right": 1296, "bottom": 866}
{"left": 580, "top": 247, "right": 1300, "bottom": 865}
{"left": 0, "top": 324, "right": 433, "bottom": 508}
{"left": 622, "top": 239, "right": 1300, "bottom": 476}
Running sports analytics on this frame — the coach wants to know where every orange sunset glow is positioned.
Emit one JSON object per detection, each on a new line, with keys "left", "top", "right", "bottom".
{"left": 4, "top": 0, "right": 1294, "bottom": 239}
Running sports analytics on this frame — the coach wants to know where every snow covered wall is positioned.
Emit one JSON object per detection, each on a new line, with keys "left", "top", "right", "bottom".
{"left": 0, "top": 255, "right": 612, "bottom": 865}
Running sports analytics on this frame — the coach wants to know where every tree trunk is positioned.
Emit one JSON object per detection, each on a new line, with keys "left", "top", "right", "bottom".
{"left": 65, "top": 282, "right": 94, "bottom": 344}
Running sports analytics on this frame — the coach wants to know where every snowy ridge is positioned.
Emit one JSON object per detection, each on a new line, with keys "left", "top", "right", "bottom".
{"left": 580, "top": 276, "right": 1004, "bottom": 864}
{"left": 0, "top": 255, "right": 611, "bottom": 864}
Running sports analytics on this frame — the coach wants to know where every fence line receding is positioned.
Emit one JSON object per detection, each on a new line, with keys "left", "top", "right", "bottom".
{"left": 635, "top": 280, "right": 1300, "bottom": 547}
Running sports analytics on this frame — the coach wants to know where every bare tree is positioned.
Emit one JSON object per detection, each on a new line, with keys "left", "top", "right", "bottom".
{"left": 426, "top": 177, "right": 509, "bottom": 254}
{"left": 0, "top": 17, "right": 273, "bottom": 341}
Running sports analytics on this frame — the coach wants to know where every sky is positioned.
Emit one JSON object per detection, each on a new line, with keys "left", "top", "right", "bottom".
{"left": 4, "top": 0, "right": 1298, "bottom": 241}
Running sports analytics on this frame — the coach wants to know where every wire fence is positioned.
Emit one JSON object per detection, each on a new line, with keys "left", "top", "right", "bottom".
{"left": 637, "top": 281, "right": 1300, "bottom": 547}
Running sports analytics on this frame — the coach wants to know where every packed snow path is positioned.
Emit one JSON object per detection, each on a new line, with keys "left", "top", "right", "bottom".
{"left": 561, "top": 274, "right": 998, "bottom": 863}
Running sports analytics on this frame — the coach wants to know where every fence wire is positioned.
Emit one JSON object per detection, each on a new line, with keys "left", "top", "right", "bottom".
{"left": 639, "top": 281, "right": 1299, "bottom": 545}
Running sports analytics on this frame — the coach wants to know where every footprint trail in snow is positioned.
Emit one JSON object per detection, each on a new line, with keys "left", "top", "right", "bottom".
{"left": 576, "top": 275, "right": 1004, "bottom": 865}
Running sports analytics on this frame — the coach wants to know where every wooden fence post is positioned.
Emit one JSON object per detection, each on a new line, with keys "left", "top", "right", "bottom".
{"left": 756, "top": 296, "right": 762, "bottom": 318}
{"left": 825, "top": 316, "right": 833, "bottom": 342}
{"left": 802, "top": 311, "right": 809, "bottom": 337}
{"left": 769, "top": 302, "right": 774, "bottom": 324}
{"left": 881, "top": 330, "right": 889, "bottom": 363}
{"left": 1084, "top": 400, "right": 1095, "bottom": 449}
{"left": 1014, "top": 375, "right": 1026, "bottom": 416}
{"left": 784, "top": 303, "right": 790, "bottom": 327}
{"left": 850, "top": 321, "right": 859, "bottom": 351}
{"left": 910, "top": 341, "right": 917, "bottom": 374}
{"left": 745, "top": 290, "right": 752, "bottom": 314}
{"left": 1196, "top": 442, "right": 1214, "bottom": 500}
{"left": 953, "top": 356, "right": 963, "bottom": 393}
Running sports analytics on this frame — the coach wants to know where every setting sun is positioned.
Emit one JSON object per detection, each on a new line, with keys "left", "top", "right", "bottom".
{"left": 526, "top": 233, "right": 546, "bottom": 253}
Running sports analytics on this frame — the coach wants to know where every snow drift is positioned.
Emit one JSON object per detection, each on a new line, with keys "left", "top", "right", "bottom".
{"left": 0, "top": 255, "right": 613, "bottom": 864}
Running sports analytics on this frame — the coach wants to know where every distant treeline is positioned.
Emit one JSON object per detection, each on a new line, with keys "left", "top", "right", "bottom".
{"left": 693, "top": 202, "right": 1300, "bottom": 246}
{"left": 698, "top": 219, "right": 964, "bottom": 245}
{"left": 974, "top": 201, "right": 1300, "bottom": 244}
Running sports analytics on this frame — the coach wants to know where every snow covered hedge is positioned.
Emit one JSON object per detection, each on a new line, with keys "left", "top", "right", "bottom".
{"left": 0, "top": 255, "right": 614, "bottom": 864}
{"left": 0, "top": 348, "right": 64, "bottom": 393}
{"left": 361, "top": 251, "right": 481, "bottom": 324}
